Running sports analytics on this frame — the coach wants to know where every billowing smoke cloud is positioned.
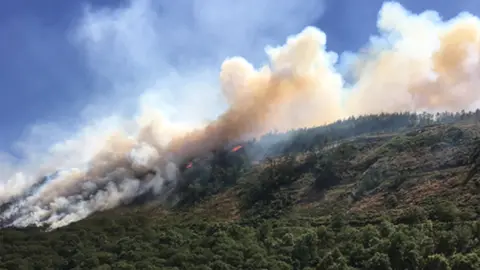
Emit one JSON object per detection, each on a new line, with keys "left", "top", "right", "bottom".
{"left": 168, "top": 2, "right": 480, "bottom": 158}
{"left": 0, "top": 0, "right": 325, "bottom": 229}
{"left": 168, "top": 28, "right": 344, "bottom": 158}
{"left": 346, "top": 2, "right": 480, "bottom": 114}
{"left": 3, "top": 0, "right": 480, "bottom": 229}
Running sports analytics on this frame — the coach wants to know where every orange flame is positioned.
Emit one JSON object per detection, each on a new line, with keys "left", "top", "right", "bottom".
{"left": 231, "top": 145, "right": 243, "bottom": 152}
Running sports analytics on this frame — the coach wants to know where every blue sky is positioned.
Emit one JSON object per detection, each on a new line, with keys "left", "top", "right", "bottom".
{"left": 0, "top": 0, "right": 478, "bottom": 158}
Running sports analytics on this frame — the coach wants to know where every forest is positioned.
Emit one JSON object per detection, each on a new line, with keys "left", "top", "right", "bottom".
{"left": 2, "top": 110, "right": 480, "bottom": 269}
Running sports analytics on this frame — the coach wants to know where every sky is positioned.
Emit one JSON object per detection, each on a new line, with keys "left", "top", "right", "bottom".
{"left": 3, "top": 0, "right": 480, "bottom": 228}
{"left": 0, "top": 0, "right": 479, "bottom": 158}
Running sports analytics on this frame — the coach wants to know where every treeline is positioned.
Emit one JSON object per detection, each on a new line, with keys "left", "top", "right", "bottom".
{"left": 172, "top": 110, "right": 480, "bottom": 207}
{"left": 2, "top": 206, "right": 480, "bottom": 269}
{"left": 260, "top": 110, "right": 480, "bottom": 156}
{"left": 2, "top": 110, "right": 480, "bottom": 269}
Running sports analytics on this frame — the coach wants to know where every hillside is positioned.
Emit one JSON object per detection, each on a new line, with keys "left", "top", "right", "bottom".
{"left": 2, "top": 112, "right": 480, "bottom": 269}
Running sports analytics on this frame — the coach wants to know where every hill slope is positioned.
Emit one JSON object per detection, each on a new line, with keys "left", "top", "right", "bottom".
{"left": 2, "top": 112, "right": 480, "bottom": 269}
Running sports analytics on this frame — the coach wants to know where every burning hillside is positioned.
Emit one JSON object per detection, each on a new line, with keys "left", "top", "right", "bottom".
{"left": 3, "top": 1, "right": 480, "bottom": 230}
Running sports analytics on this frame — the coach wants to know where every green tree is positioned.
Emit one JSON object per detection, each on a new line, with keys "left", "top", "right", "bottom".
{"left": 292, "top": 232, "right": 318, "bottom": 268}
{"left": 423, "top": 254, "right": 451, "bottom": 270}
{"left": 365, "top": 252, "right": 392, "bottom": 270}
{"left": 450, "top": 253, "right": 480, "bottom": 270}
{"left": 317, "top": 248, "right": 349, "bottom": 270}
{"left": 432, "top": 201, "right": 460, "bottom": 222}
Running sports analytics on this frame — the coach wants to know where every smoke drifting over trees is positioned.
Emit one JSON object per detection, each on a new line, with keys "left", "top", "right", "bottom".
{"left": 3, "top": 1, "right": 480, "bottom": 229}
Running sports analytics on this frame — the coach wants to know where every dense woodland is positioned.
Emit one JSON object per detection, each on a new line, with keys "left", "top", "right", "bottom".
{"left": 3, "top": 110, "right": 480, "bottom": 269}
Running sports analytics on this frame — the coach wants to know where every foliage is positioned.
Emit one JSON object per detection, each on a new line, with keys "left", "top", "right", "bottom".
{"left": 3, "top": 111, "right": 480, "bottom": 269}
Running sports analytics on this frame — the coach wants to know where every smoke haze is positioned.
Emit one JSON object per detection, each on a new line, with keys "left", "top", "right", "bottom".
{"left": 3, "top": 0, "right": 480, "bottom": 229}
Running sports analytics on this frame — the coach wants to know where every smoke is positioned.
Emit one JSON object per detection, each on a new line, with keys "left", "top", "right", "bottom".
{"left": 168, "top": 2, "right": 480, "bottom": 158}
{"left": 0, "top": 0, "right": 325, "bottom": 229}
{"left": 346, "top": 3, "right": 480, "bottom": 114}
{"left": 167, "top": 28, "right": 344, "bottom": 159}
{"left": 3, "top": 0, "right": 480, "bottom": 229}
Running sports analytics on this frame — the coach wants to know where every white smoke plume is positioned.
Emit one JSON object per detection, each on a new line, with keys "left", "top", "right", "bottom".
{"left": 0, "top": 0, "right": 325, "bottom": 229}
{"left": 3, "top": 0, "right": 480, "bottom": 229}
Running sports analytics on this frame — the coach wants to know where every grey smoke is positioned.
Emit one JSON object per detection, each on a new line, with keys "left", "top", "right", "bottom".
{"left": 0, "top": 0, "right": 325, "bottom": 229}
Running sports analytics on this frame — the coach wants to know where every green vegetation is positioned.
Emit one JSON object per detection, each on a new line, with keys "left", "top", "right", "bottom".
{"left": 2, "top": 111, "right": 480, "bottom": 269}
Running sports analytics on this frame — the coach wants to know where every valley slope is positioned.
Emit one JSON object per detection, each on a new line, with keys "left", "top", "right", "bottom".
{"left": 2, "top": 112, "right": 480, "bottom": 270}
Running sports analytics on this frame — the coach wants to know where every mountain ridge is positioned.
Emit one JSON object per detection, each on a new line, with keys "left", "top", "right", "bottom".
{"left": 2, "top": 111, "right": 480, "bottom": 269}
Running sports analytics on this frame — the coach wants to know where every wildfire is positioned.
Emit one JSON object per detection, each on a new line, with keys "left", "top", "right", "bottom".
{"left": 231, "top": 145, "right": 243, "bottom": 152}
{"left": 183, "top": 145, "right": 242, "bottom": 170}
